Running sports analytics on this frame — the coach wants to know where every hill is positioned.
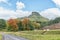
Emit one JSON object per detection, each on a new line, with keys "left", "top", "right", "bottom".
{"left": 42, "top": 17, "right": 60, "bottom": 30}
{"left": 42, "top": 23, "right": 60, "bottom": 30}
{"left": 28, "top": 12, "right": 49, "bottom": 22}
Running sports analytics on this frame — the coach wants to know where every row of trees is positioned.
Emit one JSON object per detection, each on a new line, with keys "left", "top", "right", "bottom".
{"left": 0, "top": 18, "right": 40, "bottom": 31}
{"left": 0, "top": 17, "right": 60, "bottom": 31}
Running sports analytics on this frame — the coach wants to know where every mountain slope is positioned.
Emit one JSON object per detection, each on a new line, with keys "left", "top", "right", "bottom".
{"left": 28, "top": 12, "right": 49, "bottom": 22}
{"left": 42, "top": 23, "right": 60, "bottom": 30}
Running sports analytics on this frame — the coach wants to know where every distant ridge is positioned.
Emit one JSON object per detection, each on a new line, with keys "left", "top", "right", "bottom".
{"left": 28, "top": 12, "right": 49, "bottom": 22}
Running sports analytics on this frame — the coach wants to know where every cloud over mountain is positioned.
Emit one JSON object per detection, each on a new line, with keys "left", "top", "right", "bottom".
{"left": 40, "top": 8, "right": 60, "bottom": 20}
{"left": 40, "top": 0, "right": 60, "bottom": 20}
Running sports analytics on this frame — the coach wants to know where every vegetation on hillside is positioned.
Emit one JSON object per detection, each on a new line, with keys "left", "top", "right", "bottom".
{"left": 40, "top": 17, "right": 60, "bottom": 28}
{"left": 0, "top": 12, "right": 60, "bottom": 31}
{"left": 28, "top": 12, "right": 49, "bottom": 22}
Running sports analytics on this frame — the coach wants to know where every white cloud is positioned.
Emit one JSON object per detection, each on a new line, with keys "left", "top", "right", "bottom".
{"left": 0, "top": 1, "right": 31, "bottom": 20}
{"left": 40, "top": 0, "right": 60, "bottom": 20}
{"left": 16, "top": 10, "right": 31, "bottom": 17}
{"left": 0, "top": 7, "right": 17, "bottom": 19}
{"left": 52, "top": 0, "right": 60, "bottom": 7}
{"left": 16, "top": 1, "right": 25, "bottom": 9}
{"left": 0, "top": 0, "right": 7, "bottom": 3}
{"left": 0, "top": 7, "right": 31, "bottom": 20}
{"left": 40, "top": 8, "right": 60, "bottom": 20}
{"left": 0, "top": 0, "right": 11, "bottom": 6}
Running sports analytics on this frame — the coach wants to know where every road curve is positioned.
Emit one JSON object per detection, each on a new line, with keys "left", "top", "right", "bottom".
{"left": 2, "top": 34, "right": 28, "bottom": 40}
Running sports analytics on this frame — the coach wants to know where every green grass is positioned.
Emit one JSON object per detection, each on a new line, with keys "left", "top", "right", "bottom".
{"left": 0, "top": 34, "right": 2, "bottom": 40}
{"left": 18, "top": 35, "right": 60, "bottom": 40}
{"left": 8, "top": 30, "right": 60, "bottom": 40}
{"left": 0, "top": 30, "right": 60, "bottom": 40}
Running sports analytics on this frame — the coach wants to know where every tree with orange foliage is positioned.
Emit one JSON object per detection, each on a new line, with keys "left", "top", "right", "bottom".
{"left": 22, "top": 18, "right": 34, "bottom": 30}
{"left": 22, "top": 18, "right": 29, "bottom": 30}
{"left": 8, "top": 19, "right": 18, "bottom": 31}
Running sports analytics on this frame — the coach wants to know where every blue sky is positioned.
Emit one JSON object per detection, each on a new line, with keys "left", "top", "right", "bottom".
{"left": 0, "top": 0, "right": 60, "bottom": 20}
{"left": 0, "top": 0, "right": 56, "bottom": 11}
{"left": 21, "top": 0, "right": 56, "bottom": 11}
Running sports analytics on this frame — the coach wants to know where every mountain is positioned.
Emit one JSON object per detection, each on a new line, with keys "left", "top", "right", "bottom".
{"left": 28, "top": 12, "right": 49, "bottom": 22}
{"left": 17, "top": 12, "right": 49, "bottom": 22}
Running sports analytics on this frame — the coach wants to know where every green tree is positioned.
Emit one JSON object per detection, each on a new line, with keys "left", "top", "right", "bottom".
{"left": 0, "top": 19, "right": 6, "bottom": 30}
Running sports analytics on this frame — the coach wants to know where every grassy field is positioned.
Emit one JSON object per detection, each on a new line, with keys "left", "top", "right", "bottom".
{"left": 7, "top": 30, "right": 60, "bottom": 40}
{"left": 0, "top": 34, "right": 2, "bottom": 40}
